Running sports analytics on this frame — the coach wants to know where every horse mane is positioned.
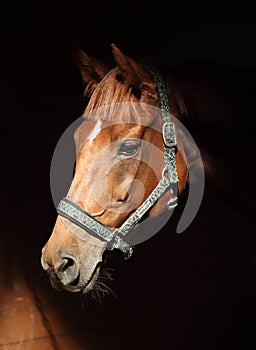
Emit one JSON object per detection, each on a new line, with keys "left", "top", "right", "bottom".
{"left": 159, "top": 61, "right": 255, "bottom": 157}
{"left": 163, "top": 62, "right": 255, "bottom": 134}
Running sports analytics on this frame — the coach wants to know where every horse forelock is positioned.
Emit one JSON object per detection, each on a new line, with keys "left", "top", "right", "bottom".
{"left": 82, "top": 68, "right": 159, "bottom": 125}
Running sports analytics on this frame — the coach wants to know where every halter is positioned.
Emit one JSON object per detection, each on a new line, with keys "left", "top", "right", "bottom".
{"left": 57, "top": 66, "right": 179, "bottom": 259}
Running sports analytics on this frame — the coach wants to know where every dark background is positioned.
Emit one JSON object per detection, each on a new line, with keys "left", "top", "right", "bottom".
{"left": 1, "top": 1, "right": 256, "bottom": 349}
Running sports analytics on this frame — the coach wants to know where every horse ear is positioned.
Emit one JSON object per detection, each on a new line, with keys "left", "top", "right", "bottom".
{"left": 71, "top": 44, "right": 110, "bottom": 86}
{"left": 111, "top": 43, "right": 155, "bottom": 97}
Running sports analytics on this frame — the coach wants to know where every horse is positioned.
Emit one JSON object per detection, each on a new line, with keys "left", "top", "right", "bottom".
{"left": 41, "top": 44, "right": 193, "bottom": 294}
{"left": 41, "top": 43, "right": 255, "bottom": 296}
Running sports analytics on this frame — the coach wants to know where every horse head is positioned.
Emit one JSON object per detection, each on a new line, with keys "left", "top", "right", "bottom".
{"left": 41, "top": 44, "right": 188, "bottom": 294}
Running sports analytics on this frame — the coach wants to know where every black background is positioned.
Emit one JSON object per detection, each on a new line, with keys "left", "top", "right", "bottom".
{"left": 1, "top": 1, "right": 256, "bottom": 349}
{"left": 1, "top": 1, "right": 255, "bottom": 218}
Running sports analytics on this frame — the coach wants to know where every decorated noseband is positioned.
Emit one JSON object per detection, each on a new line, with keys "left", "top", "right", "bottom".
{"left": 57, "top": 66, "right": 178, "bottom": 259}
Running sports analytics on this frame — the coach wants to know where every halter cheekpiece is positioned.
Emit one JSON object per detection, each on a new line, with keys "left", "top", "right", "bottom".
{"left": 57, "top": 66, "right": 179, "bottom": 259}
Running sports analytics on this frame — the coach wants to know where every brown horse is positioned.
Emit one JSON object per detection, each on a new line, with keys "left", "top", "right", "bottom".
{"left": 41, "top": 44, "right": 190, "bottom": 294}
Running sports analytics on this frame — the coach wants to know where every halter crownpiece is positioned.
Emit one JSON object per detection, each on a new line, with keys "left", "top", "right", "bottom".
{"left": 57, "top": 66, "right": 179, "bottom": 259}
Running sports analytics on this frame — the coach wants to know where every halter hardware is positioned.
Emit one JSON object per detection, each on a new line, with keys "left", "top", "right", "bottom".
{"left": 57, "top": 66, "right": 179, "bottom": 260}
{"left": 163, "top": 121, "right": 177, "bottom": 148}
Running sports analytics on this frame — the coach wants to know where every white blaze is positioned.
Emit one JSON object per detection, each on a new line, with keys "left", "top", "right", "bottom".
{"left": 88, "top": 120, "right": 102, "bottom": 145}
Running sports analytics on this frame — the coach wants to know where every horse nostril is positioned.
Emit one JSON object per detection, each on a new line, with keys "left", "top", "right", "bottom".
{"left": 118, "top": 193, "right": 129, "bottom": 203}
{"left": 55, "top": 256, "right": 79, "bottom": 286}
{"left": 58, "top": 258, "right": 74, "bottom": 272}
{"left": 118, "top": 199, "right": 127, "bottom": 203}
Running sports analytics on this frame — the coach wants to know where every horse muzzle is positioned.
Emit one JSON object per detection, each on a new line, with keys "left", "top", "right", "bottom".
{"left": 41, "top": 222, "right": 106, "bottom": 293}
{"left": 41, "top": 250, "right": 102, "bottom": 293}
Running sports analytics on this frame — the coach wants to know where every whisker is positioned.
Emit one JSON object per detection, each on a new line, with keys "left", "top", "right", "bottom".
{"left": 88, "top": 266, "right": 116, "bottom": 302}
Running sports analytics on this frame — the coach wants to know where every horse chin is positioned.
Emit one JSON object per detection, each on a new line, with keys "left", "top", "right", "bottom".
{"left": 81, "top": 265, "right": 101, "bottom": 294}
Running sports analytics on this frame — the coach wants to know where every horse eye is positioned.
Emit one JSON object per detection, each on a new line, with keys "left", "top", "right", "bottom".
{"left": 118, "top": 140, "right": 140, "bottom": 156}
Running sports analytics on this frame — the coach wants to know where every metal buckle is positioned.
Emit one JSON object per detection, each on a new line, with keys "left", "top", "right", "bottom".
{"left": 167, "top": 195, "right": 178, "bottom": 210}
{"left": 108, "top": 235, "right": 134, "bottom": 260}
{"left": 124, "top": 246, "right": 134, "bottom": 260}
{"left": 163, "top": 122, "right": 177, "bottom": 148}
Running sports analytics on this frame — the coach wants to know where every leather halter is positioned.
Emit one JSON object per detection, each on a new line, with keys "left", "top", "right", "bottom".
{"left": 57, "top": 66, "right": 179, "bottom": 259}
